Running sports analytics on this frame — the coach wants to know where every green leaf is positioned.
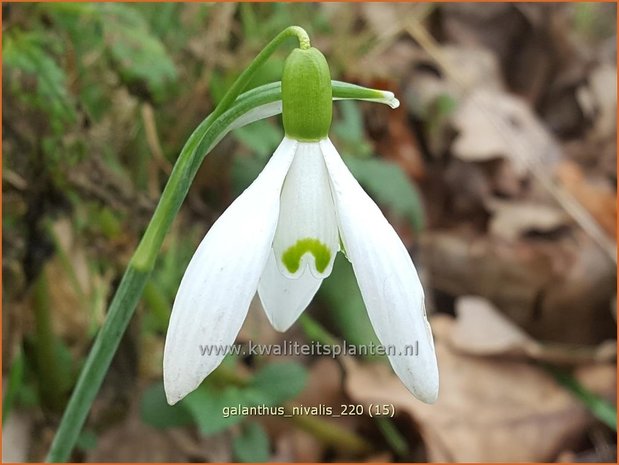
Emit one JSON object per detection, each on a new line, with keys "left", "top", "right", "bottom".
{"left": 231, "top": 155, "right": 268, "bottom": 197}
{"left": 248, "top": 362, "right": 308, "bottom": 405}
{"left": 233, "top": 422, "right": 271, "bottom": 462}
{"left": 425, "top": 93, "right": 457, "bottom": 136}
{"left": 182, "top": 384, "right": 248, "bottom": 435}
{"left": 180, "top": 362, "right": 308, "bottom": 436}
{"left": 345, "top": 156, "right": 425, "bottom": 231}
{"left": 333, "top": 100, "right": 373, "bottom": 157}
{"left": 318, "top": 255, "right": 381, "bottom": 352}
{"left": 4, "top": 31, "right": 76, "bottom": 134}
{"left": 140, "top": 382, "right": 193, "bottom": 429}
{"left": 234, "top": 119, "right": 283, "bottom": 159}
{"left": 2, "top": 351, "right": 25, "bottom": 422}
{"left": 102, "top": 4, "right": 177, "bottom": 102}
{"left": 53, "top": 339, "right": 78, "bottom": 395}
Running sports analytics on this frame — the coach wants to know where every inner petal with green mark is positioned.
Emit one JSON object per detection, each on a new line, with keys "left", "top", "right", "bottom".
{"left": 271, "top": 141, "right": 339, "bottom": 279}
{"left": 282, "top": 238, "right": 332, "bottom": 274}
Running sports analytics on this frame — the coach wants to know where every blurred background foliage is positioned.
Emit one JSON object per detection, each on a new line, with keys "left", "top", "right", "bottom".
{"left": 2, "top": 2, "right": 617, "bottom": 462}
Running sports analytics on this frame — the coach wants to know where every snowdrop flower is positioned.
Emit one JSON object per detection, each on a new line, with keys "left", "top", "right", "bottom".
{"left": 164, "top": 46, "right": 439, "bottom": 405}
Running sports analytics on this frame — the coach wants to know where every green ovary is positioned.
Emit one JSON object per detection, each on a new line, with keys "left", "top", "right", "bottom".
{"left": 282, "top": 238, "right": 331, "bottom": 274}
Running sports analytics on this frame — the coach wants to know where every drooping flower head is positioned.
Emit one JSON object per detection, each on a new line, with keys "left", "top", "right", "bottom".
{"left": 164, "top": 37, "right": 439, "bottom": 405}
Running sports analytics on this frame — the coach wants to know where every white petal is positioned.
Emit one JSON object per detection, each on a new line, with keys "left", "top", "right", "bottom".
{"left": 321, "top": 138, "right": 439, "bottom": 404}
{"left": 272, "top": 142, "right": 339, "bottom": 280}
{"left": 258, "top": 251, "right": 323, "bottom": 332}
{"left": 163, "top": 137, "right": 297, "bottom": 405}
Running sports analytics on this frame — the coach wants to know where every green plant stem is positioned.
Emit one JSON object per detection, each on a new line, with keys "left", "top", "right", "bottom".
{"left": 46, "top": 79, "right": 399, "bottom": 462}
{"left": 46, "top": 42, "right": 398, "bottom": 463}
{"left": 298, "top": 314, "right": 339, "bottom": 346}
{"left": 33, "top": 272, "right": 65, "bottom": 413}
{"left": 47, "top": 267, "right": 149, "bottom": 462}
{"left": 375, "top": 416, "right": 409, "bottom": 457}
{"left": 132, "top": 26, "right": 309, "bottom": 272}
{"left": 46, "top": 27, "right": 310, "bottom": 462}
{"left": 210, "top": 26, "right": 309, "bottom": 124}
{"left": 2, "top": 350, "right": 25, "bottom": 423}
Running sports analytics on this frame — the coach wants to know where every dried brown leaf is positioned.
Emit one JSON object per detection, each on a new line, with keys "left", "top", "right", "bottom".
{"left": 452, "top": 89, "right": 559, "bottom": 176}
{"left": 449, "top": 296, "right": 616, "bottom": 364}
{"left": 486, "top": 198, "right": 570, "bottom": 241}
{"left": 345, "top": 315, "right": 615, "bottom": 462}
{"left": 556, "top": 160, "right": 617, "bottom": 237}
{"left": 450, "top": 295, "right": 536, "bottom": 356}
{"left": 420, "top": 231, "right": 616, "bottom": 344}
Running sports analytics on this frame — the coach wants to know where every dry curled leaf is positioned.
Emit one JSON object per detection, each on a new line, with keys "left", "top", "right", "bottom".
{"left": 345, "top": 315, "right": 616, "bottom": 462}
{"left": 452, "top": 89, "right": 560, "bottom": 176}
{"left": 450, "top": 295, "right": 536, "bottom": 356}
{"left": 486, "top": 198, "right": 570, "bottom": 241}
{"left": 420, "top": 231, "right": 616, "bottom": 344}
{"left": 449, "top": 296, "right": 616, "bottom": 364}
{"left": 576, "top": 63, "right": 617, "bottom": 141}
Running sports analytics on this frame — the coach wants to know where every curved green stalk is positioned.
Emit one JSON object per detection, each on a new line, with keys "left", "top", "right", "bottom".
{"left": 208, "top": 26, "right": 309, "bottom": 125}
{"left": 33, "top": 272, "right": 66, "bottom": 412}
{"left": 47, "top": 27, "right": 309, "bottom": 462}
{"left": 133, "top": 80, "right": 396, "bottom": 271}
{"left": 46, "top": 74, "right": 396, "bottom": 461}
{"left": 132, "top": 26, "right": 308, "bottom": 271}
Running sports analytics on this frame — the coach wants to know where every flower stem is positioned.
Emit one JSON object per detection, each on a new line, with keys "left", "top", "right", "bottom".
{"left": 205, "top": 26, "right": 309, "bottom": 132}
{"left": 46, "top": 79, "right": 400, "bottom": 462}
{"left": 298, "top": 314, "right": 339, "bottom": 346}
{"left": 33, "top": 272, "right": 65, "bottom": 413}
{"left": 46, "top": 266, "right": 149, "bottom": 461}
{"left": 375, "top": 416, "right": 410, "bottom": 456}
{"left": 46, "top": 41, "right": 398, "bottom": 463}
{"left": 46, "top": 27, "right": 309, "bottom": 462}
{"left": 2, "top": 350, "right": 25, "bottom": 423}
{"left": 133, "top": 26, "right": 310, "bottom": 272}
